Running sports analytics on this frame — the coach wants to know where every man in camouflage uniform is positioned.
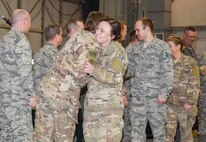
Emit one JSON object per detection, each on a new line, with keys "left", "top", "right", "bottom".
{"left": 182, "top": 26, "right": 200, "bottom": 139}
{"left": 33, "top": 24, "right": 62, "bottom": 128}
{"left": 165, "top": 35, "right": 200, "bottom": 142}
{"left": 126, "top": 17, "right": 173, "bottom": 142}
{"left": 33, "top": 11, "right": 106, "bottom": 142}
{"left": 0, "top": 9, "right": 36, "bottom": 142}
{"left": 182, "top": 26, "right": 198, "bottom": 61}
{"left": 122, "top": 30, "right": 140, "bottom": 142}
{"left": 83, "top": 19, "right": 128, "bottom": 142}
{"left": 198, "top": 51, "right": 206, "bottom": 142}
{"left": 59, "top": 19, "right": 84, "bottom": 51}
{"left": 33, "top": 24, "right": 62, "bottom": 96}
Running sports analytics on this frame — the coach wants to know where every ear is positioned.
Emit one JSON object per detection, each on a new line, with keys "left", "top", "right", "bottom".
{"left": 111, "top": 35, "right": 115, "bottom": 40}
{"left": 145, "top": 26, "right": 150, "bottom": 32}
{"left": 177, "top": 44, "right": 181, "bottom": 50}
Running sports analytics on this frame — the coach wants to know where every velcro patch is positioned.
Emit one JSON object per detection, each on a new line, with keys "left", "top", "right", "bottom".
{"left": 110, "top": 53, "right": 124, "bottom": 73}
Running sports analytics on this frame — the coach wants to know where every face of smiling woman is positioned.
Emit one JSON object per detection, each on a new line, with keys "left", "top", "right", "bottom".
{"left": 95, "top": 21, "right": 114, "bottom": 48}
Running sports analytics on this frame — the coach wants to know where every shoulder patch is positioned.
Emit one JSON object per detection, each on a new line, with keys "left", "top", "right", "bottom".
{"left": 110, "top": 52, "right": 125, "bottom": 73}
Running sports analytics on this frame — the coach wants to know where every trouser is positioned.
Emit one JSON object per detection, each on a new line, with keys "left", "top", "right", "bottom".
{"left": 0, "top": 100, "right": 33, "bottom": 142}
{"left": 129, "top": 97, "right": 166, "bottom": 142}
{"left": 166, "top": 106, "right": 197, "bottom": 142}
{"left": 33, "top": 94, "right": 77, "bottom": 142}
{"left": 199, "top": 93, "right": 206, "bottom": 142}
{"left": 122, "top": 106, "right": 131, "bottom": 142}
{"left": 83, "top": 109, "right": 123, "bottom": 142}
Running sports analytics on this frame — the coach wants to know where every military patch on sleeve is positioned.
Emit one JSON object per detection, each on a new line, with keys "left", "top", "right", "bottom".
{"left": 117, "top": 53, "right": 124, "bottom": 61}
{"left": 110, "top": 52, "right": 125, "bottom": 73}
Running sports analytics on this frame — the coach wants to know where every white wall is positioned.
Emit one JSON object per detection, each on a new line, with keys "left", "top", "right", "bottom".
{"left": 172, "top": 0, "right": 206, "bottom": 54}
{"left": 172, "top": 0, "right": 206, "bottom": 27}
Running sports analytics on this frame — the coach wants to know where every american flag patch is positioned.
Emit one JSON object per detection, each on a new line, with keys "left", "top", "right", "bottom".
{"left": 117, "top": 53, "right": 124, "bottom": 61}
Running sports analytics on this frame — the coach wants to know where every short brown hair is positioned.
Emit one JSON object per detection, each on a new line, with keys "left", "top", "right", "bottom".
{"left": 84, "top": 11, "right": 108, "bottom": 33}
{"left": 44, "top": 24, "right": 61, "bottom": 41}
{"left": 184, "top": 26, "right": 196, "bottom": 33}
{"left": 138, "top": 17, "right": 154, "bottom": 32}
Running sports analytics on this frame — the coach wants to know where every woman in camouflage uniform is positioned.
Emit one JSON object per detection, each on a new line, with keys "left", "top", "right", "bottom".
{"left": 166, "top": 35, "right": 200, "bottom": 142}
{"left": 83, "top": 18, "right": 128, "bottom": 142}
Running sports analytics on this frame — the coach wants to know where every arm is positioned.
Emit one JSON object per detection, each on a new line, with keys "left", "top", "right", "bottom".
{"left": 123, "top": 49, "right": 136, "bottom": 96}
{"left": 84, "top": 46, "right": 128, "bottom": 85}
{"left": 158, "top": 44, "right": 174, "bottom": 101}
{"left": 185, "top": 62, "right": 200, "bottom": 106}
{"left": 33, "top": 45, "right": 57, "bottom": 94}
{"left": 17, "top": 37, "right": 35, "bottom": 98}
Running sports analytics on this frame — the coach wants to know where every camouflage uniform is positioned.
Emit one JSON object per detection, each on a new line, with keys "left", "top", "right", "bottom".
{"left": 33, "top": 42, "right": 58, "bottom": 95}
{"left": 166, "top": 54, "right": 200, "bottom": 142}
{"left": 121, "top": 43, "right": 137, "bottom": 142}
{"left": 0, "top": 27, "right": 35, "bottom": 142}
{"left": 183, "top": 46, "right": 197, "bottom": 61}
{"left": 83, "top": 42, "right": 128, "bottom": 142}
{"left": 126, "top": 37, "right": 173, "bottom": 142}
{"left": 33, "top": 30, "right": 100, "bottom": 142}
{"left": 198, "top": 51, "right": 206, "bottom": 141}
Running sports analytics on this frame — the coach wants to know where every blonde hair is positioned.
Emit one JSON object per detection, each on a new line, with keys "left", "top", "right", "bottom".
{"left": 167, "top": 35, "right": 184, "bottom": 51}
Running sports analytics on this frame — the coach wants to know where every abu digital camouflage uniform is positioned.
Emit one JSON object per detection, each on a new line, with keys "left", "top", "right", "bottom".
{"left": 183, "top": 46, "right": 198, "bottom": 61}
{"left": 121, "top": 42, "right": 137, "bottom": 142}
{"left": 126, "top": 37, "right": 173, "bottom": 142}
{"left": 83, "top": 41, "right": 128, "bottom": 142}
{"left": 33, "top": 42, "right": 58, "bottom": 95}
{"left": 33, "top": 30, "right": 100, "bottom": 142}
{"left": 166, "top": 54, "right": 200, "bottom": 142}
{"left": 198, "top": 51, "right": 206, "bottom": 142}
{"left": 0, "top": 27, "right": 35, "bottom": 142}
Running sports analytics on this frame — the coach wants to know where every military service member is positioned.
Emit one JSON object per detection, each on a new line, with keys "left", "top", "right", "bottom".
{"left": 198, "top": 51, "right": 206, "bottom": 142}
{"left": 165, "top": 35, "right": 200, "bottom": 142}
{"left": 33, "top": 24, "right": 62, "bottom": 96}
{"left": 0, "top": 9, "right": 36, "bottom": 141}
{"left": 33, "top": 11, "right": 106, "bottom": 142}
{"left": 182, "top": 26, "right": 198, "bottom": 61}
{"left": 83, "top": 18, "right": 128, "bottom": 142}
{"left": 122, "top": 29, "right": 140, "bottom": 142}
{"left": 126, "top": 17, "right": 173, "bottom": 142}
{"left": 60, "top": 19, "right": 84, "bottom": 50}
{"left": 182, "top": 26, "right": 200, "bottom": 139}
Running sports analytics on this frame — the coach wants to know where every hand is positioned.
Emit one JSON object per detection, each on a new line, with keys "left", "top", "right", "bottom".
{"left": 157, "top": 96, "right": 167, "bottom": 104}
{"left": 84, "top": 61, "right": 94, "bottom": 74}
{"left": 200, "top": 66, "right": 206, "bottom": 75}
{"left": 199, "top": 89, "right": 203, "bottom": 96}
{"left": 29, "top": 96, "right": 37, "bottom": 108}
{"left": 122, "top": 86, "right": 126, "bottom": 96}
{"left": 183, "top": 103, "right": 192, "bottom": 112}
{"left": 123, "top": 95, "right": 128, "bottom": 107}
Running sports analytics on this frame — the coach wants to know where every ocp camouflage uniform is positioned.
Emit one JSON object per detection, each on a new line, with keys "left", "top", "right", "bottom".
{"left": 33, "top": 42, "right": 58, "bottom": 95}
{"left": 33, "top": 30, "right": 101, "bottom": 142}
{"left": 83, "top": 41, "right": 128, "bottom": 142}
{"left": 166, "top": 54, "right": 200, "bottom": 142}
{"left": 198, "top": 51, "right": 206, "bottom": 142}
{"left": 0, "top": 27, "right": 35, "bottom": 142}
{"left": 126, "top": 37, "right": 173, "bottom": 142}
